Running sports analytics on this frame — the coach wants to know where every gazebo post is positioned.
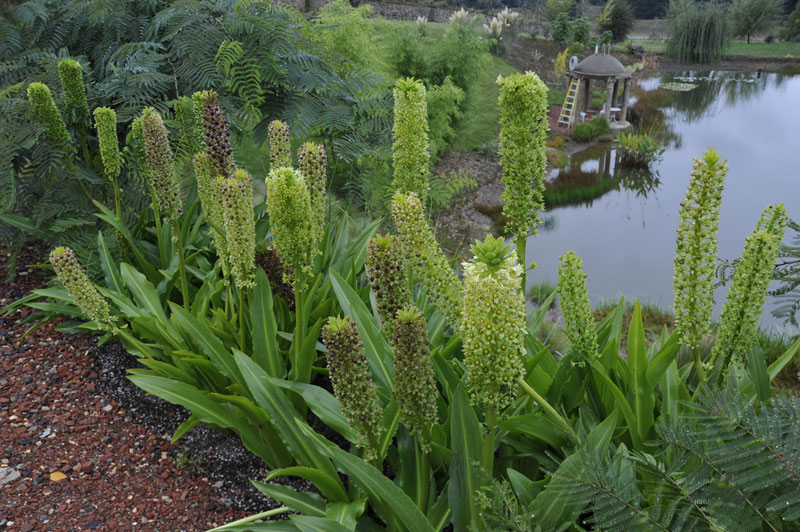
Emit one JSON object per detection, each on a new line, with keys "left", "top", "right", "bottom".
{"left": 604, "top": 79, "right": 614, "bottom": 121}
{"left": 612, "top": 79, "right": 620, "bottom": 107}
{"left": 620, "top": 78, "right": 631, "bottom": 123}
{"left": 582, "top": 77, "right": 591, "bottom": 117}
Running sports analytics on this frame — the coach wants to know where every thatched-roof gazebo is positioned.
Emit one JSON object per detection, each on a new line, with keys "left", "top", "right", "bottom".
{"left": 570, "top": 45, "right": 632, "bottom": 127}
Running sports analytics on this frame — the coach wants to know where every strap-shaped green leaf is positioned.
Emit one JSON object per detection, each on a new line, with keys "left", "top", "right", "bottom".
{"left": 252, "top": 268, "right": 285, "bottom": 378}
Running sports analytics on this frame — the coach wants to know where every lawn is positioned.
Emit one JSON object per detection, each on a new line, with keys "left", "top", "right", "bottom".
{"left": 630, "top": 39, "right": 800, "bottom": 59}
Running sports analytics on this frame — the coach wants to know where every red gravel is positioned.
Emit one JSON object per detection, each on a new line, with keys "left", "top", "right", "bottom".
{"left": 0, "top": 245, "right": 250, "bottom": 531}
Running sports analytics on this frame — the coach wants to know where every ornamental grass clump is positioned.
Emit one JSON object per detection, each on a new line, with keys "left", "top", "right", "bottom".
{"left": 220, "top": 169, "right": 256, "bottom": 289}
{"left": 393, "top": 305, "right": 438, "bottom": 445}
{"left": 497, "top": 72, "right": 548, "bottom": 290}
{"left": 392, "top": 191, "right": 462, "bottom": 328}
{"left": 711, "top": 204, "right": 788, "bottom": 373}
{"left": 57, "top": 59, "right": 89, "bottom": 126}
{"left": 268, "top": 120, "right": 291, "bottom": 169}
{"left": 461, "top": 234, "right": 526, "bottom": 412}
{"left": 140, "top": 107, "right": 182, "bottom": 221}
{"left": 265, "top": 167, "right": 316, "bottom": 284}
{"left": 673, "top": 149, "right": 727, "bottom": 356}
{"left": 322, "top": 316, "right": 383, "bottom": 458}
{"left": 201, "top": 91, "right": 234, "bottom": 178}
{"left": 557, "top": 251, "right": 598, "bottom": 359}
{"left": 297, "top": 141, "right": 327, "bottom": 246}
{"left": 366, "top": 233, "right": 411, "bottom": 336}
{"left": 27, "top": 82, "right": 71, "bottom": 149}
{"left": 50, "top": 247, "right": 116, "bottom": 333}
{"left": 392, "top": 78, "right": 430, "bottom": 205}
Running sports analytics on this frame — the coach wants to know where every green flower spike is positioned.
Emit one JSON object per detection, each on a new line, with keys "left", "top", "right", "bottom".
{"left": 392, "top": 78, "right": 430, "bottom": 205}
{"left": 202, "top": 91, "right": 234, "bottom": 178}
{"left": 27, "top": 82, "right": 71, "bottom": 148}
{"left": 673, "top": 148, "right": 728, "bottom": 349}
{"left": 193, "top": 153, "right": 228, "bottom": 269}
{"left": 191, "top": 90, "right": 212, "bottom": 151}
{"left": 220, "top": 169, "right": 256, "bottom": 289}
{"left": 265, "top": 167, "right": 316, "bottom": 285}
{"left": 393, "top": 305, "right": 438, "bottom": 447}
{"left": 141, "top": 107, "right": 182, "bottom": 221}
{"left": 366, "top": 233, "right": 412, "bottom": 336}
{"left": 392, "top": 191, "right": 462, "bottom": 328}
{"left": 93, "top": 107, "right": 120, "bottom": 181}
{"left": 461, "top": 234, "right": 526, "bottom": 410}
{"left": 268, "top": 120, "right": 291, "bottom": 170}
{"left": 322, "top": 316, "right": 383, "bottom": 459}
{"left": 711, "top": 204, "right": 788, "bottom": 371}
{"left": 297, "top": 141, "right": 327, "bottom": 246}
{"left": 58, "top": 59, "right": 89, "bottom": 125}
{"left": 557, "top": 251, "right": 599, "bottom": 359}
{"left": 50, "top": 247, "right": 116, "bottom": 333}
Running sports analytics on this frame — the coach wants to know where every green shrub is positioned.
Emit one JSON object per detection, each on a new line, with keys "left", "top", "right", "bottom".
{"left": 616, "top": 132, "right": 665, "bottom": 167}
{"left": 426, "top": 77, "right": 466, "bottom": 160}
{"left": 596, "top": 0, "right": 634, "bottom": 43}
{"left": 312, "top": 0, "right": 378, "bottom": 71}
{"left": 780, "top": 2, "right": 800, "bottom": 42}
{"left": 572, "top": 116, "right": 609, "bottom": 141}
{"left": 546, "top": 0, "right": 575, "bottom": 21}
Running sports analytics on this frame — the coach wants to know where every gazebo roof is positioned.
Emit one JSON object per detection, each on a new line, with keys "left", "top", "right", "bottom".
{"left": 572, "top": 51, "right": 630, "bottom": 79}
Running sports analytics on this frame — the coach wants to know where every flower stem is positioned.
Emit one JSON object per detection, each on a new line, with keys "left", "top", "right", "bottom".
{"left": 482, "top": 404, "right": 497, "bottom": 474}
{"left": 516, "top": 376, "right": 580, "bottom": 445}
{"left": 171, "top": 218, "right": 190, "bottom": 310}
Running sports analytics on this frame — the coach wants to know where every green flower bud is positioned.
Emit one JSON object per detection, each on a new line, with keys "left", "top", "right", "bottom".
{"left": 27, "top": 82, "right": 71, "bottom": 148}
{"left": 50, "top": 247, "right": 116, "bottom": 332}
{"left": 268, "top": 120, "right": 291, "bottom": 170}
{"left": 366, "top": 233, "right": 412, "bottom": 336}
{"left": 497, "top": 72, "right": 548, "bottom": 239}
{"left": 220, "top": 169, "right": 256, "bottom": 289}
{"left": 322, "top": 316, "right": 383, "bottom": 458}
{"left": 193, "top": 153, "right": 228, "bottom": 270}
{"left": 202, "top": 91, "right": 234, "bottom": 178}
{"left": 57, "top": 59, "right": 89, "bottom": 125}
{"left": 391, "top": 191, "right": 462, "bottom": 328}
{"left": 191, "top": 90, "right": 211, "bottom": 152}
{"left": 392, "top": 78, "right": 430, "bottom": 205}
{"left": 557, "top": 251, "right": 598, "bottom": 359}
{"left": 393, "top": 305, "right": 438, "bottom": 446}
{"left": 712, "top": 204, "right": 788, "bottom": 369}
{"left": 141, "top": 107, "right": 182, "bottom": 221}
{"left": 297, "top": 141, "right": 327, "bottom": 246}
{"left": 265, "top": 167, "right": 316, "bottom": 284}
{"left": 93, "top": 107, "right": 120, "bottom": 181}
{"left": 461, "top": 235, "right": 526, "bottom": 410}
{"left": 673, "top": 149, "right": 727, "bottom": 349}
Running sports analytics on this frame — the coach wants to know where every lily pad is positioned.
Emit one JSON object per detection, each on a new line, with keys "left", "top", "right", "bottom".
{"left": 661, "top": 82, "right": 698, "bottom": 92}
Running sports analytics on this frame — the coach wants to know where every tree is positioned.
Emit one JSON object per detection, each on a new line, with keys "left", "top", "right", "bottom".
{"left": 731, "top": 0, "right": 782, "bottom": 43}
{"left": 666, "top": 0, "right": 730, "bottom": 63}
{"left": 629, "top": 0, "right": 668, "bottom": 18}
{"left": 596, "top": 0, "right": 635, "bottom": 43}
{"left": 780, "top": 1, "right": 800, "bottom": 40}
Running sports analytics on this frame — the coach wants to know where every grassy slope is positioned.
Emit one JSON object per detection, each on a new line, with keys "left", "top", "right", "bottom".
{"left": 631, "top": 39, "right": 800, "bottom": 58}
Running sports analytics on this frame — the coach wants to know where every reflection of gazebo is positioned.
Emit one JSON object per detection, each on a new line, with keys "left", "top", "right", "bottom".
{"left": 569, "top": 46, "right": 632, "bottom": 128}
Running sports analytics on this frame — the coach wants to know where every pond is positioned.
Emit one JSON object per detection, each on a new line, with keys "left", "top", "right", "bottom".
{"left": 527, "top": 70, "right": 800, "bottom": 333}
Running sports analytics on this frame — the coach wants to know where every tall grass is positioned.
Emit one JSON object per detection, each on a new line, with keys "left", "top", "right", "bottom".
{"left": 666, "top": 0, "right": 730, "bottom": 63}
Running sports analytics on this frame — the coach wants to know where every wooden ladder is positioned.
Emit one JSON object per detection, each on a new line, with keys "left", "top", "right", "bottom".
{"left": 557, "top": 77, "right": 581, "bottom": 128}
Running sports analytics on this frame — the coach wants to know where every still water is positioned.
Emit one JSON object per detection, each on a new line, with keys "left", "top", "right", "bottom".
{"left": 527, "top": 70, "right": 800, "bottom": 332}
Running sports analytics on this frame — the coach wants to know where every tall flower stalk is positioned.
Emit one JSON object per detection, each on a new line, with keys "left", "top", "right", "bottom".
{"left": 193, "top": 153, "right": 228, "bottom": 273}
{"left": 140, "top": 107, "right": 189, "bottom": 308}
{"left": 58, "top": 59, "right": 89, "bottom": 128}
{"left": 27, "top": 82, "right": 73, "bottom": 162}
{"left": 93, "top": 107, "right": 122, "bottom": 221}
{"left": 392, "top": 78, "right": 430, "bottom": 206}
{"left": 673, "top": 149, "right": 727, "bottom": 382}
{"left": 50, "top": 247, "right": 117, "bottom": 333}
{"left": 220, "top": 169, "right": 256, "bottom": 290}
{"left": 557, "top": 251, "right": 599, "bottom": 359}
{"left": 497, "top": 72, "right": 549, "bottom": 292}
{"left": 366, "top": 233, "right": 411, "bottom": 337}
{"left": 202, "top": 91, "right": 234, "bottom": 178}
{"left": 297, "top": 141, "right": 327, "bottom": 247}
{"left": 710, "top": 204, "right": 788, "bottom": 376}
{"left": 268, "top": 120, "right": 291, "bottom": 170}
{"left": 392, "top": 191, "right": 461, "bottom": 328}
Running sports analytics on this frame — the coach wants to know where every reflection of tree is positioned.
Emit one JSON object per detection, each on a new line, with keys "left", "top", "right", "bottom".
{"left": 613, "top": 166, "right": 662, "bottom": 198}
{"left": 668, "top": 71, "right": 773, "bottom": 122}
{"left": 628, "top": 86, "right": 682, "bottom": 149}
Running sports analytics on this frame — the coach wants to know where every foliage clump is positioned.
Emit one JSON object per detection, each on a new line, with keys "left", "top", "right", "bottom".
{"left": 572, "top": 116, "right": 609, "bottom": 142}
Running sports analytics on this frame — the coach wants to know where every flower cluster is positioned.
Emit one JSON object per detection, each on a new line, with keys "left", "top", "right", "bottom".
{"left": 366, "top": 233, "right": 411, "bottom": 336}
{"left": 191, "top": 90, "right": 212, "bottom": 152}
{"left": 57, "top": 59, "right": 89, "bottom": 125}
{"left": 557, "top": 251, "right": 598, "bottom": 359}
{"left": 712, "top": 204, "right": 788, "bottom": 369}
{"left": 297, "top": 141, "right": 327, "bottom": 246}
{"left": 460, "top": 235, "right": 526, "bottom": 410}
{"left": 93, "top": 107, "right": 120, "bottom": 181}
{"left": 673, "top": 149, "right": 727, "bottom": 349}
{"left": 141, "top": 108, "right": 182, "bottom": 221}
{"left": 393, "top": 305, "right": 438, "bottom": 446}
{"left": 392, "top": 78, "right": 430, "bottom": 206}
{"left": 193, "top": 153, "right": 228, "bottom": 268}
{"left": 322, "top": 316, "right": 383, "bottom": 458}
{"left": 202, "top": 91, "right": 234, "bottom": 178}
{"left": 50, "top": 247, "right": 116, "bottom": 332}
{"left": 265, "top": 167, "right": 316, "bottom": 284}
{"left": 27, "top": 82, "right": 71, "bottom": 148}
{"left": 220, "top": 169, "right": 256, "bottom": 288}
{"left": 268, "top": 120, "right": 291, "bottom": 170}
{"left": 497, "top": 72, "right": 548, "bottom": 239}
{"left": 392, "top": 191, "right": 462, "bottom": 328}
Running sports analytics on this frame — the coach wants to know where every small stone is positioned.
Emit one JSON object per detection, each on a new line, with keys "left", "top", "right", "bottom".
{"left": 102, "top": 405, "right": 113, "bottom": 412}
{"left": 0, "top": 467, "right": 21, "bottom": 487}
